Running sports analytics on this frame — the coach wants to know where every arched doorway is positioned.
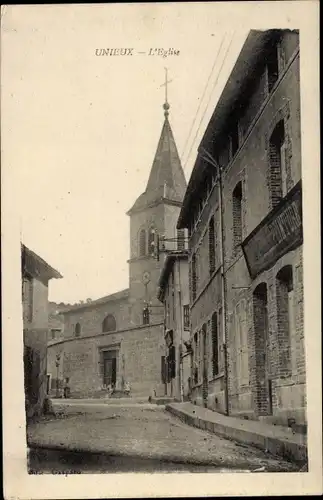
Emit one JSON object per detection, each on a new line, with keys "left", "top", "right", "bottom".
{"left": 253, "top": 283, "right": 272, "bottom": 416}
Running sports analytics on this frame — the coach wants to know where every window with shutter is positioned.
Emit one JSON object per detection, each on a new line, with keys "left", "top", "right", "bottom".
{"left": 183, "top": 305, "right": 190, "bottom": 329}
{"left": 232, "top": 182, "right": 243, "bottom": 250}
{"left": 208, "top": 216, "right": 215, "bottom": 274}
{"left": 177, "top": 229, "right": 185, "bottom": 250}
{"left": 161, "top": 356, "right": 166, "bottom": 384}
{"left": 212, "top": 312, "right": 219, "bottom": 376}
{"left": 192, "top": 254, "right": 197, "bottom": 301}
{"left": 269, "top": 120, "right": 285, "bottom": 208}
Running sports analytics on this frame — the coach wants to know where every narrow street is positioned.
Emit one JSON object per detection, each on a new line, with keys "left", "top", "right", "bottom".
{"left": 28, "top": 400, "right": 298, "bottom": 473}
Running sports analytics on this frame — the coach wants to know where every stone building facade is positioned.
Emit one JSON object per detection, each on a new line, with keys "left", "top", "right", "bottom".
{"left": 177, "top": 29, "right": 305, "bottom": 429}
{"left": 22, "top": 244, "right": 62, "bottom": 418}
{"left": 157, "top": 249, "right": 190, "bottom": 401}
{"left": 47, "top": 101, "right": 187, "bottom": 398}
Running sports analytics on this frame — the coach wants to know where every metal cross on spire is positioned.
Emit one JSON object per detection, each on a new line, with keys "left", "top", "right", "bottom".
{"left": 160, "top": 67, "right": 173, "bottom": 117}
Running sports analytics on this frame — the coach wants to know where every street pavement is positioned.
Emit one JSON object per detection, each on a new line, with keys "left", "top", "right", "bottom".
{"left": 27, "top": 400, "right": 298, "bottom": 473}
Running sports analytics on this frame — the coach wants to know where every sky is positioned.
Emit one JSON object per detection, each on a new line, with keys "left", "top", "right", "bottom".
{"left": 2, "top": 4, "right": 254, "bottom": 303}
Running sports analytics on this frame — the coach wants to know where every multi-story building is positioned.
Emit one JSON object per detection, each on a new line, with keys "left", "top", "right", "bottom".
{"left": 157, "top": 247, "right": 190, "bottom": 401}
{"left": 22, "top": 244, "right": 62, "bottom": 418}
{"left": 177, "top": 29, "right": 305, "bottom": 429}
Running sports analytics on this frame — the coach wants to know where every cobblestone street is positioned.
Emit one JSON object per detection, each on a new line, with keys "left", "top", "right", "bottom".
{"left": 27, "top": 401, "right": 298, "bottom": 473}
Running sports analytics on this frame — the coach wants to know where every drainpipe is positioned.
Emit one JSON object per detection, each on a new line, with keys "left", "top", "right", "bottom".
{"left": 218, "top": 166, "right": 230, "bottom": 416}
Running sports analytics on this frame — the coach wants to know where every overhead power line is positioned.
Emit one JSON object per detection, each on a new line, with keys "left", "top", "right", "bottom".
{"left": 180, "top": 32, "right": 227, "bottom": 163}
{"left": 183, "top": 31, "right": 236, "bottom": 173}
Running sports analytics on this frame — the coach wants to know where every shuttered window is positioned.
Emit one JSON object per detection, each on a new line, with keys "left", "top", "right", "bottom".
{"left": 192, "top": 254, "right": 197, "bottom": 301}
{"left": 169, "top": 345, "right": 176, "bottom": 379}
{"left": 212, "top": 312, "right": 219, "bottom": 377}
{"left": 177, "top": 229, "right": 185, "bottom": 250}
{"left": 209, "top": 216, "right": 215, "bottom": 274}
{"left": 232, "top": 182, "right": 243, "bottom": 249}
{"left": 269, "top": 120, "right": 285, "bottom": 208}
{"left": 161, "top": 356, "right": 166, "bottom": 384}
{"left": 183, "top": 305, "right": 190, "bottom": 329}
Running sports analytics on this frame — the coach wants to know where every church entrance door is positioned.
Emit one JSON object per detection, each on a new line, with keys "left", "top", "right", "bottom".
{"left": 103, "top": 351, "right": 117, "bottom": 387}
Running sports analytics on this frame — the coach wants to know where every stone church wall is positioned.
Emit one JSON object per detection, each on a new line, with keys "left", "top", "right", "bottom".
{"left": 47, "top": 322, "right": 164, "bottom": 398}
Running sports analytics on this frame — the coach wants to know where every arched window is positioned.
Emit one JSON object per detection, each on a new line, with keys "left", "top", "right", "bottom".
{"left": 102, "top": 314, "right": 116, "bottom": 333}
{"left": 232, "top": 182, "right": 243, "bottom": 249}
{"left": 208, "top": 217, "right": 215, "bottom": 274}
{"left": 139, "top": 229, "right": 146, "bottom": 257}
{"left": 143, "top": 307, "right": 150, "bottom": 325}
{"left": 269, "top": 120, "right": 286, "bottom": 207}
{"left": 75, "top": 322, "right": 81, "bottom": 337}
{"left": 276, "top": 265, "right": 293, "bottom": 375}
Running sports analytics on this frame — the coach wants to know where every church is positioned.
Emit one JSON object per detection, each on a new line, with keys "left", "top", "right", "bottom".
{"left": 47, "top": 98, "right": 187, "bottom": 398}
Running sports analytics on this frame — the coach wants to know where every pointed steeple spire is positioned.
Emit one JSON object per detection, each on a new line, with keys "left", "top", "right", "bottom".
{"left": 145, "top": 104, "right": 186, "bottom": 198}
{"left": 128, "top": 76, "right": 187, "bottom": 215}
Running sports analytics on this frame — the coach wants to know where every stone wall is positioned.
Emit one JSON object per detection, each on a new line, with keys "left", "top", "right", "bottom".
{"left": 47, "top": 323, "right": 164, "bottom": 397}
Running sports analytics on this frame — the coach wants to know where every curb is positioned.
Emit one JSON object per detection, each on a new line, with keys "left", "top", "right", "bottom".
{"left": 166, "top": 404, "right": 308, "bottom": 467}
{"left": 26, "top": 442, "right": 255, "bottom": 470}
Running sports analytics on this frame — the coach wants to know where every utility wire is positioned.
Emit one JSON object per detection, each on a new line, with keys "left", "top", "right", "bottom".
{"left": 180, "top": 32, "right": 227, "bottom": 163}
{"left": 183, "top": 31, "right": 236, "bottom": 173}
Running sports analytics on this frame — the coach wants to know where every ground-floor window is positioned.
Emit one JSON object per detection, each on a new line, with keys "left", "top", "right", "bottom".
{"left": 211, "top": 312, "right": 219, "bottom": 376}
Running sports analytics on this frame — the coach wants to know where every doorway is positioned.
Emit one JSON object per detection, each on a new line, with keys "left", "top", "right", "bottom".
{"left": 253, "top": 283, "right": 272, "bottom": 416}
{"left": 103, "top": 351, "right": 117, "bottom": 387}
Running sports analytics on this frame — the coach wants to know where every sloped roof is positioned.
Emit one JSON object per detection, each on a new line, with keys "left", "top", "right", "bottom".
{"left": 22, "top": 243, "right": 62, "bottom": 282}
{"left": 60, "top": 288, "right": 129, "bottom": 314}
{"left": 127, "top": 112, "right": 187, "bottom": 215}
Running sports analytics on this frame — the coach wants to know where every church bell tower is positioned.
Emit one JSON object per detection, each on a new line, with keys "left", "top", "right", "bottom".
{"left": 126, "top": 73, "right": 187, "bottom": 328}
